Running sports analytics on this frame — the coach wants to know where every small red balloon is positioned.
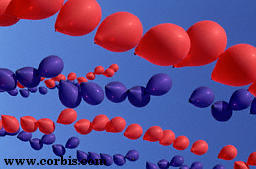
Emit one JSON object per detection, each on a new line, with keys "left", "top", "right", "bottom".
{"left": 124, "top": 124, "right": 143, "bottom": 140}
{"left": 17, "top": 81, "right": 24, "bottom": 88}
{"left": 20, "top": 116, "right": 38, "bottom": 132}
{"left": 191, "top": 140, "right": 208, "bottom": 155}
{"left": 234, "top": 161, "right": 249, "bottom": 169}
{"left": 105, "top": 117, "right": 126, "bottom": 133}
{"left": 74, "top": 119, "right": 92, "bottom": 135}
{"left": 67, "top": 72, "right": 77, "bottom": 81}
{"left": 92, "top": 114, "right": 110, "bottom": 131}
{"left": 159, "top": 129, "right": 175, "bottom": 146}
{"left": 86, "top": 72, "right": 95, "bottom": 80}
{"left": 37, "top": 118, "right": 55, "bottom": 135}
{"left": 2, "top": 115, "right": 19, "bottom": 133}
{"left": 94, "top": 66, "right": 105, "bottom": 75}
{"left": 143, "top": 126, "right": 163, "bottom": 142}
{"left": 0, "top": 0, "right": 19, "bottom": 26}
{"left": 218, "top": 145, "right": 238, "bottom": 160}
{"left": 45, "top": 79, "right": 56, "bottom": 88}
{"left": 57, "top": 108, "right": 77, "bottom": 125}
{"left": 173, "top": 136, "right": 190, "bottom": 150}
{"left": 77, "top": 77, "right": 88, "bottom": 84}
{"left": 247, "top": 152, "right": 256, "bottom": 166}
{"left": 109, "top": 64, "right": 119, "bottom": 72}
{"left": 103, "top": 68, "right": 115, "bottom": 77}
{"left": 52, "top": 74, "right": 66, "bottom": 82}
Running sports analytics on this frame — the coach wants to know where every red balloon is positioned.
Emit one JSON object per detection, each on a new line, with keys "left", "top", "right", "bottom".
{"left": 109, "top": 64, "right": 119, "bottom": 72}
{"left": 2, "top": 115, "right": 19, "bottom": 133}
{"left": 105, "top": 117, "right": 126, "bottom": 133}
{"left": 124, "top": 123, "right": 143, "bottom": 140}
{"left": 37, "top": 118, "right": 55, "bottom": 134}
{"left": 86, "top": 72, "right": 95, "bottom": 80}
{"left": 103, "top": 68, "right": 115, "bottom": 77}
{"left": 67, "top": 72, "right": 77, "bottom": 81}
{"left": 0, "top": 0, "right": 19, "bottom": 26}
{"left": 211, "top": 44, "right": 256, "bottom": 86}
{"left": 248, "top": 82, "right": 256, "bottom": 97}
{"left": 234, "top": 161, "right": 249, "bottom": 169}
{"left": 95, "top": 12, "right": 143, "bottom": 52}
{"left": 92, "top": 114, "right": 110, "bottom": 131}
{"left": 77, "top": 77, "right": 88, "bottom": 84}
{"left": 55, "top": 0, "right": 101, "bottom": 36}
{"left": 0, "top": 119, "right": 2, "bottom": 129}
{"left": 57, "top": 108, "right": 77, "bottom": 125}
{"left": 159, "top": 129, "right": 175, "bottom": 146}
{"left": 174, "top": 20, "right": 227, "bottom": 67}
{"left": 218, "top": 145, "right": 238, "bottom": 160}
{"left": 6, "top": 0, "right": 64, "bottom": 20}
{"left": 173, "top": 136, "right": 190, "bottom": 150}
{"left": 135, "top": 23, "right": 191, "bottom": 66}
{"left": 191, "top": 140, "right": 208, "bottom": 155}
{"left": 20, "top": 116, "right": 38, "bottom": 132}
{"left": 74, "top": 119, "right": 92, "bottom": 135}
{"left": 247, "top": 152, "right": 256, "bottom": 166}
{"left": 94, "top": 66, "right": 104, "bottom": 75}
{"left": 143, "top": 126, "right": 163, "bottom": 142}
{"left": 52, "top": 74, "right": 66, "bottom": 82}
{"left": 44, "top": 79, "right": 56, "bottom": 88}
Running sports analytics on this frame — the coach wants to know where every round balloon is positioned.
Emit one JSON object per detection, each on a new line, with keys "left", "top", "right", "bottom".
{"left": 189, "top": 86, "right": 215, "bottom": 108}
{"left": 128, "top": 86, "right": 151, "bottom": 107}
{"left": 229, "top": 89, "right": 253, "bottom": 111}
{"left": 80, "top": 82, "right": 104, "bottom": 105}
{"left": 15, "top": 67, "right": 41, "bottom": 88}
{"left": 211, "top": 101, "right": 233, "bottom": 122}
{"left": 38, "top": 55, "right": 64, "bottom": 78}
{"left": 146, "top": 73, "right": 172, "bottom": 96}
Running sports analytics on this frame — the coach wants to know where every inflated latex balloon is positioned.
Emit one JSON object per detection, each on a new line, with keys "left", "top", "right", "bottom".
{"left": 113, "top": 154, "right": 126, "bottom": 166}
{"left": 55, "top": 0, "right": 101, "bottom": 36}
{"left": 234, "top": 161, "right": 249, "bottom": 169}
{"left": 37, "top": 118, "right": 55, "bottom": 134}
{"left": 109, "top": 64, "right": 119, "bottom": 72}
{"left": 20, "top": 89, "right": 30, "bottom": 98}
{"left": 0, "top": 68, "right": 17, "bottom": 91}
{"left": 103, "top": 68, "right": 115, "bottom": 77}
{"left": 211, "top": 101, "right": 233, "bottom": 122}
{"left": 74, "top": 119, "right": 92, "bottom": 135}
{"left": 77, "top": 150, "right": 88, "bottom": 164}
{"left": 229, "top": 89, "right": 253, "bottom": 110}
{"left": 65, "top": 137, "right": 80, "bottom": 149}
{"left": 146, "top": 162, "right": 159, "bottom": 169}
{"left": 15, "top": 67, "right": 41, "bottom": 88}
{"left": 211, "top": 44, "right": 256, "bottom": 86}
{"left": 88, "top": 152, "right": 101, "bottom": 165}
{"left": 125, "top": 150, "right": 139, "bottom": 161}
{"left": 58, "top": 80, "right": 82, "bottom": 108}
{"left": 17, "top": 131, "right": 32, "bottom": 142}
{"left": 143, "top": 126, "right": 163, "bottom": 142}
{"left": 213, "top": 164, "right": 225, "bottom": 169}
{"left": 135, "top": 23, "right": 191, "bottom": 66}
{"left": 173, "top": 136, "right": 190, "bottom": 150}
{"left": 94, "top": 66, "right": 104, "bottom": 75}
{"left": 2, "top": 115, "right": 19, "bottom": 133}
{"left": 57, "top": 108, "right": 77, "bottom": 125}
{"left": 146, "top": 73, "right": 172, "bottom": 96}
{"left": 191, "top": 140, "right": 208, "bottom": 155}
{"left": 247, "top": 152, "right": 256, "bottom": 165}
{"left": 124, "top": 123, "right": 143, "bottom": 140}
{"left": 105, "top": 117, "right": 126, "bottom": 133}
{"left": 41, "top": 134, "right": 56, "bottom": 145}
{"left": 20, "top": 116, "right": 38, "bottom": 132}
{"left": 30, "top": 138, "right": 43, "bottom": 150}
{"left": 52, "top": 144, "right": 66, "bottom": 156}
{"left": 0, "top": 0, "right": 19, "bottom": 26}
{"left": 38, "top": 55, "right": 64, "bottom": 78}
{"left": 95, "top": 12, "right": 143, "bottom": 52}
{"left": 8, "top": 89, "right": 18, "bottom": 96}
{"left": 189, "top": 87, "right": 215, "bottom": 108}
{"left": 190, "top": 162, "right": 203, "bottom": 169}
{"left": 52, "top": 74, "right": 66, "bottom": 82}
{"left": 39, "top": 86, "right": 48, "bottom": 95}
{"left": 92, "top": 114, "right": 110, "bottom": 131}
{"left": 174, "top": 20, "right": 227, "bottom": 67}
{"left": 100, "top": 153, "right": 113, "bottom": 166}
{"left": 105, "top": 81, "right": 127, "bottom": 103}
{"left": 6, "top": 0, "right": 64, "bottom": 20}
{"left": 218, "top": 145, "right": 238, "bottom": 160}
{"left": 86, "top": 72, "right": 95, "bottom": 80}
{"left": 159, "top": 129, "right": 175, "bottom": 146}
{"left": 80, "top": 82, "right": 104, "bottom": 105}
{"left": 128, "top": 86, "right": 151, "bottom": 107}
{"left": 77, "top": 77, "right": 88, "bottom": 84}
{"left": 157, "top": 159, "right": 169, "bottom": 169}
{"left": 170, "top": 155, "right": 184, "bottom": 167}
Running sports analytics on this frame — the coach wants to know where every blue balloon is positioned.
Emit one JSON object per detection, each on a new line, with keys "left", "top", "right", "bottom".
{"left": 250, "top": 98, "right": 256, "bottom": 114}
{"left": 17, "top": 131, "right": 32, "bottom": 142}
{"left": 41, "top": 134, "right": 56, "bottom": 145}
{"left": 128, "top": 86, "right": 151, "bottom": 107}
{"left": 30, "top": 138, "right": 43, "bottom": 150}
{"left": 28, "top": 87, "right": 38, "bottom": 93}
{"left": 65, "top": 137, "right": 80, "bottom": 149}
{"left": 0, "top": 128, "right": 6, "bottom": 136}
{"left": 105, "top": 81, "right": 127, "bottom": 103}
{"left": 179, "top": 165, "right": 190, "bottom": 169}
{"left": 80, "top": 82, "right": 104, "bottom": 105}
{"left": 146, "top": 73, "right": 172, "bottom": 96}
{"left": 190, "top": 162, "right": 203, "bottom": 169}
{"left": 15, "top": 67, "right": 41, "bottom": 88}
{"left": 229, "top": 89, "right": 253, "bottom": 110}
{"left": 0, "top": 68, "right": 17, "bottom": 91}
{"left": 77, "top": 150, "right": 88, "bottom": 164}
{"left": 170, "top": 155, "right": 184, "bottom": 167}
{"left": 6, "top": 127, "right": 20, "bottom": 136}
{"left": 189, "top": 86, "right": 215, "bottom": 108}
{"left": 213, "top": 164, "right": 225, "bottom": 169}
{"left": 7, "top": 89, "right": 18, "bottom": 96}
{"left": 88, "top": 152, "right": 101, "bottom": 165}
{"left": 39, "top": 86, "right": 48, "bottom": 95}
{"left": 52, "top": 144, "right": 66, "bottom": 157}
{"left": 125, "top": 150, "right": 139, "bottom": 161}
{"left": 100, "top": 153, "right": 113, "bottom": 166}
{"left": 19, "top": 89, "right": 30, "bottom": 98}
{"left": 157, "top": 159, "right": 169, "bottom": 169}
{"left": 211, "top": 101, "right": 232, "bottom": 122}
{"left": 38, "top": 55, "right": 64, "bottom": 78}
{"left": 146, "top": 162, "right": 159, "bottom": 169}
{"left": 113, "top": 154, "right": 126, "bottom": 166}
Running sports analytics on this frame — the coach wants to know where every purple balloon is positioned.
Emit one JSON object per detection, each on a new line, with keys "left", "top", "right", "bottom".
{"left": 30, "top": 138, "right": 43, "bottom": 150}
{"left": 0, "top": 128, "right": 6, "bottom": 136}
{"left": 28, "top": 87, "right": 37, "bottom": 93}
{"left": 170, "top": 155, "right": 184, "bottom": 167}
{"left": 157, "top": 159, "right": 169, "bottom": 169}
{"left": 65, "top": 137, "right": 80, "bottom": 149}
{"left": 128, "top": 86, "right": 151, "bottom": 107}
{"left": 17, "top": 131, "right": 32, "bottom": 142}
{"left": 113, "top": 154, "right": 126, "bottom": 166}
{"left": 190, "top": 161, "right": 203, "bottom": 169}
{"left": 52, "top": 144, "right": 66, "bottom": 157}
{"left": 179, "top": 165, "right": 190, "bottom": 169}
{"left": 41, "top": 134, "right": 56, "bottom": 145}
{"left": 146, "top": 73, "right": 172, "bottom": 96}
{"left": 80, "top": 82, "right": 104, "bottom": 105}
{"left": 211, "top": 101, "right": 232, "bottom": 122}
{"left": 189, "top": 86, "right": 215, "bottom": 108}
{"left": 105, "top": 81, "right": 127, "bottom": 103}
{"left": 250, "top": 98, "right": 256, "bottom": 114}
{"left": 38, "top": 55, "right": 64, "bottom": 78}
{"left": 213, "top": 164, "right": 225, "bottom": 169}
{"left": 146, "top": 162, "right": 159, "bottom": 169}
{"left": 6, "top": 127, "right": 20, "bottom": 136}
{"left": 77, "top": 150, "right": 88, "bottom": 164}
{"left": 15, "top": 67, "right": 41, "bottom": 88}
{"left": 19, "top": 89, "right": 30, "bottom": 98}
{"left": 39, "top": 86, "right": 48, "bottom": 95}
{"left": 8, "top": 89, "right": 18, "bottom": 96}
{"left": 125, "top": 150, "right": 139, "bottom": 161}
{"left": 229, "top": 89, "right": 253, "bottom": 111}
{"left": 58, "top": 80, "right": 81, "bottom": 108}
{"left": 100, "top": 153, "right": 113, "bottom": 166}
{"left": 0, "top": 68, "right": 17, "bottom": 91}
{"left": 88, "top": 152, "right": 101, "bottom": 165}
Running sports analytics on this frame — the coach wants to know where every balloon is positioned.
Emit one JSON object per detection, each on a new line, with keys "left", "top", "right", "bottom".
{"left": 95, "top": 12, "right": 143, "bottom": 52}
{"left": 159, "top": 129, "right": 175, "bottom": 146}
{"left": 135, "top": 23, "right": 191, "bottom": 66}
{"left": 170, "top": 155, "right": 184, "bottom": 167}
{"left": 247, "top": 152, "right": 256, "bottom": 165}
{"left": 67, "top": 72, "right": 77, "bottom": 81}
{"left": 113, "top": 154, "right": 126, "bottom": 166}
{"left": 39, "top": 86, "right": 48, "bottom": 95}
{"left": 80, "top": 82, "right": 104, "bottom": 105}
{"left": 211, "top": 101, "right": 233, "bottom": 122}
{"left": 17, "top": 131, "right": 32, "bottom": 142}
{"left": 143, "top": 126, "right": 163, "bottom": 142}
{"left": 2, "top": 115, "right": 19, "bottom": 133}
{"left": 218, "top": 145, "right": 238, "bottom": 160}
{"left": 19, "top": 89, "right": 30, "bottom": 98}
{"left": 146, "top": 73, "right": 172, "bottom": 96}
{"left": 0, "top": 0, "right": 19, "bottom": 26}
{"left": 94, "top": 66, "right": 104, "bottom": 75}
{"left": 234, "top": 161, "right": 249, "bottom": 169}
{"left": 211, "top": 44, "right": 256, "bottom": 86}
{"left": 88, "top": 152, "right": 101, "bottom": 165}
{"left": 0, "top": 68, "right": 17, "bottom": 91}
{"left": 52, "top": 144, "right": 66, "bottom": 157}
{"left": 174, "top": 20, "right": 227, "bottom": 67}
{"left": 28, "top": 87, "right": 38, "bottom": 93}
{"left": 157, "top": 159, "right": 169, "bottom": 169}
{"left": 229, "top": 89, "right": 253, "bottom": 110}
{"left": 146, "top": 162, "right": 159, "bottom": 169}
{"left": 109, "top": 64, "right": 119, "bottom": 72}
{"left": 92, "top": 114, "right": 110, "bottom": 131}
{"left": 58, "top": 80, "right": 82, "bottom": 108}
{"left": 30, "top": 138, "right": 43, "bottom": 150}
{"left": 7, "top": 89, "right": 18, "bottom": 96}
{"left": 128, "top": 86, "right": 151, "bottom": 107}
{"left": 15, "top": 67, "right": 41, "bottom": 88}
{"left": 77, "top": 150, "right": 88, "bottom": 164}
{"left": 173, "top": 136, "right": 190, "bottom": 150}
{"left": 77, "top": 77, "right": 88, "bottom": 84}
{"left": 0, "top": 128, "right": 6, "bottom": 136}
{"left": 191, "top": 140, "right": 209, "bottom": 155}
{"left": 74, "top": 119, "right": 92, "bottom": 135}
{"left": 124, "top": 123, "right": 143, "bottom": 140}
{"left": 125, "top": 150, "right": 139, "bottom": 161}
{"left": 105, "top": 81, "right": 127, "bottom": 103}
{"left": 213, "top": 164, "right": 225, "bottom": 169}
{"left": 41, "top": 134, "right": 56, "bottom": 145}
{"left": 52, "top": 74, "right": 66, "bottom": 82}
{"left": 103, "top": 68, "right": 115, "bottom": 77}
{"left": 20, "top": 116, "right": 38, "bottom": 132}
{"left": 105, "top": 117, "right": 126, "bottom": 133}
{"left": 6, "top": 127, "right": 20, "bottom": 136}
{"left": 179, "top": 165, "right": 190, "bottom": 169}
{"left": 190, "top": 162, "right": 203, "bottom": 169}
{"left": 65, "top": 136, "right": 80, "bottom": 149}
{"left": 44, "top": 79, "right": 56, "bottom": 89}
{"left": 100, "top": 153, "right": 113, "bottom": 166}
{"left": 37, "top": 118, "right": 55, "bottom": 134}
{"left": 85, "top": 72, "right": 95, "bottom": 80}
{"left": 189, "top": 87, "right": 215, "bottom": 108}
{"left": 57, "top": 108, "right": 77, "bottom": 125}
{"left": 38, "top": 55, "right": 64, "bottom": 78}
{"left": 248, "top": 82, "right": 256, "bottom": 97}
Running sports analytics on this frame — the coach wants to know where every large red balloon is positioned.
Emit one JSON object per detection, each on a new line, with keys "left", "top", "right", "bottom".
{"left": 74, "top": 119, "right": 92, "bottom": 135}
{"left": 234, "top": 161, "right": 249, "bottom": 169}
{"left": 143, "top": 126, "right": 163, "bottom": 142}
{"left": 247, "top": 152, "right": 256, "bottom": 166}
{"left": 211, "top": 44, "right": 256, "bottom": 86}
{"left": 0, "top": 0, "right": 19, "bottom": 26}
{"left": 173, "top": 136, "right": 190, "bottom": 150}
{"left": 174, "top": 20, "right": 227, "bottom": 67}
{"left": 135, "top": 23, "right": 191, "bottom": 66}
{"left": 6, "top": 0, "right": 64, "bottom": 20}
{"left": 37, "top": 118, "right": 55, "bottom": 134}
{"left": 2, "top": 115, "right": 19, "bottom": 133}
{"left": 191, "top": 140, "right": 208, "bottom": 155}
{"left": 105, "top": 117, "right": 126, "bottom": 133}
{"left": 218, "top": 145, "right": 238, "bottom": 160}
{"left": 159, "top": 129, "right": 175, "bottom": 146}
{"left": 92, "top": 114, "right": 110, "bottom": 131}
{"left": 57, "top": 108, "right": 77, "bottom": 125}
{"left": 20, "top": 116, "right": 38, "bottom": 132}
{"left": 124, "top": 124, "right": 143, "bottom": 140}
{"left": 55, "top": 0, "right": 101, "bottom": 36}
{"left": 95, "top": 12, "right": 143, "bottom": 52}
